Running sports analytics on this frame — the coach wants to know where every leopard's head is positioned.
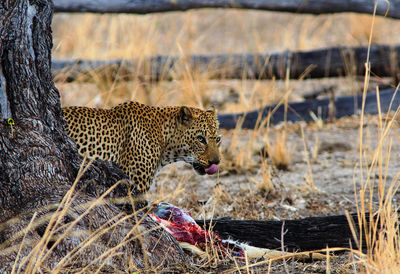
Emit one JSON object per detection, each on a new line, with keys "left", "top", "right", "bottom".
{"left": 177, "top": 106, "right": 222, "bottom": 175}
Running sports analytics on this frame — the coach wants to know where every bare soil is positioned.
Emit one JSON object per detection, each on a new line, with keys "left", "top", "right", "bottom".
{"left": 149, "top": 115, "right": 400, "bottom": 219}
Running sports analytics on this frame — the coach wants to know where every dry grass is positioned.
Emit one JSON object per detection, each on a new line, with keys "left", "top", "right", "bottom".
{"left": 3, "top": 159, "right": 151, "bottom": 272}
{"left": 350, "top": 87, "right": 400, "bottom": 272}
{"left": 2, "top": 7, "right": 396, "bottom": 273}
{"left": 249, "top": 158, "right": 274, "bottom": 194}
{"left": 300, "top": 125, "right": 317, "bottom": 191}
{"left": 264, "top": 129, "right": 293, "bottom": 171}
{"left": 350, "top": 5, "right": 400, "bottom": 270}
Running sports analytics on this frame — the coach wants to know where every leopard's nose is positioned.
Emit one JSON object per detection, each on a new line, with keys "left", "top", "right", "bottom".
{"left": 209, "top": 157, "right": 220, "bottom": 166}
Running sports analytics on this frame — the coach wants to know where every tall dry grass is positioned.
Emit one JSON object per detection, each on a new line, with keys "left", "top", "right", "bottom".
{"left": 348, "top": 85, "right": 400, "bottom": 272}
{"left": 349, "top": 5, "right": 400, "bottom": 271}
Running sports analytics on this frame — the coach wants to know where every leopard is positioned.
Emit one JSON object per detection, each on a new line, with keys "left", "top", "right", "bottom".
{"left": 62, "top": 101, "right": 221, "bottom": 192}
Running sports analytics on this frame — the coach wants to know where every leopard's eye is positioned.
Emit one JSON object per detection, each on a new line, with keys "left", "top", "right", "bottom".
{"left": 216, "top": 136, "right": 222, "bottom": 143}
{"left": 197, "top": 135, "right": 207, "bottom": 144}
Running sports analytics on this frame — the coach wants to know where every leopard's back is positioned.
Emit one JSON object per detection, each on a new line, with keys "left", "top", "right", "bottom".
{"left": 62, "top": 106, "right": 121, "bottom": 162}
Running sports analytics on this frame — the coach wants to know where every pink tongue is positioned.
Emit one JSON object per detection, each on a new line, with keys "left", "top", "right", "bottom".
{"left": 205, "top": 164, "right": 218, "bottom": 175}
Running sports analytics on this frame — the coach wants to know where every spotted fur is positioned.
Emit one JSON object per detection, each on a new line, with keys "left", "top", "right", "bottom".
{"left": 62, "top": 101, "right": 221, "bottom": 192}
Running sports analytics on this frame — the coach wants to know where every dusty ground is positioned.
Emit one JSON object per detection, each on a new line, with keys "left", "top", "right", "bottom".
{"left": 148, "top": 114, "right": 400, "bottom": 220}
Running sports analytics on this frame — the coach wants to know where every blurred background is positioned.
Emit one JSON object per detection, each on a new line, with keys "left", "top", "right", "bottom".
{"left": 53, "top": 11, "right": 400, "bottom": 112}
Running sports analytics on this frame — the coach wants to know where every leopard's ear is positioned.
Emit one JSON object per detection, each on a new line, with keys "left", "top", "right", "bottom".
{"left": 206, "top": 105, "right": 216, "bottom": 115}
{"left": 178, "top": 106, "right": 194, "bottom": 127}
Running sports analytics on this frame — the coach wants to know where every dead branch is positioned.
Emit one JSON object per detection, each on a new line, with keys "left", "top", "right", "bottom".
{"left": 196, "top": 212, "right": 381, "bottom": 252}
{"left": 52, "top": 45, "right": 400, "bottom": 82}
{"left": 53, "top": 0, "right": 398, "bottom": 19}
{"left": 217, "top": 88, "right": 399, "bottom": 129}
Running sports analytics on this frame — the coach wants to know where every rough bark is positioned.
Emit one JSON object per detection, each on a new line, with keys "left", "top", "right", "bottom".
{"left": 0, "top": 0, "right": 188, "bottom": 271}
{"left": 53, "top": 0, "right": 398, "bottom": 19}
{"left": 52, "top": 45, "right": 400, "bottom": 82}
{"left": 197, "top": 212, "right": 372, "bottom": 252}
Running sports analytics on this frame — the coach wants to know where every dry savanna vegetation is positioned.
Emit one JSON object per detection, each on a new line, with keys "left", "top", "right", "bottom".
{"left": 12, "top": 8, "right": 400, "bottom": 273}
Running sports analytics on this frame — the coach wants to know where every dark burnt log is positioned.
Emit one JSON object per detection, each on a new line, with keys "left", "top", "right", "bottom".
{"left": 52, "top": 45, "right": 400, "bottom": 82}
{"left": 196, "top": 212, "right": 378, "bottom": 252}
{"left": 0, "top": 0, "right": 188, "bottom": 271}
{"left": 53, "top": 0, "right": 398, "bottom": 19}
{"left": 302, "top": 86, "right": 336, "bottom": 100}
{"left": 217, "top": 88, "right": 400, "bottom": 129}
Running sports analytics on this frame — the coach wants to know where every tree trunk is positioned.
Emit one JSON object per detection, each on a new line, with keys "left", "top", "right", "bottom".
{"left": 0, "top": 0, "right": 189, "bottom": 271}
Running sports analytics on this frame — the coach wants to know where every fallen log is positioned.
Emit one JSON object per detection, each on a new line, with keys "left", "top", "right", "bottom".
{"left": 196, "top": 212, "right": 376, "bottom": 252}
{"left": 217, "top": 88, "right": 400, "bottom": 129}
{"left": 52, "top": 45, "right": 400, "bottom": 82}
{"left": 53, "top": 0, "right": 397, "bottom": 19}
